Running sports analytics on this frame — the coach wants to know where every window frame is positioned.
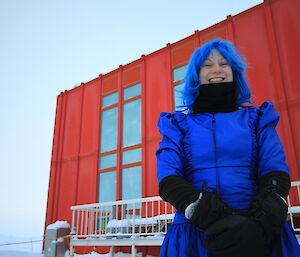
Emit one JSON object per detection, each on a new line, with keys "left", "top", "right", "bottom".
{"left": 98, "top": 82, "right": 143, "bottom": 204}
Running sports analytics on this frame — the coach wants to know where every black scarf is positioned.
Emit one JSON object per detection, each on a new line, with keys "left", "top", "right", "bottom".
{"left": 193, "top": 82, "right": 237, "bottom": 114}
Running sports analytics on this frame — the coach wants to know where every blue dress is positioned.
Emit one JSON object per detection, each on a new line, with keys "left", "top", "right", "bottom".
{"left": 156, "top": 102, "right": 300, "bottom": 257}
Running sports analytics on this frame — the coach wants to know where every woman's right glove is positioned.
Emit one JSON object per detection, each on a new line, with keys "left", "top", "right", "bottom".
{"left": 159, "top": 175, "right": 233, "bottom": 231}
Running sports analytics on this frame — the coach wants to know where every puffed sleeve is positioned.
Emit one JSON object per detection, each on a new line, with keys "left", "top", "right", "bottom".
{"left": 156, "top": 112, "right": 186, "bottom": 183}
{"left": 257, "top": 102, "right": 289, "bottom": 177}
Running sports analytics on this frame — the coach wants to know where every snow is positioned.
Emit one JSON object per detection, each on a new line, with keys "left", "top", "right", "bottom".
{"left": 107, "top": 219, "right": 132, "bottom": 228}
{"left": 155, "top": 214, "right": 174, "bottom": 221}
{"left": 134, "top": 218, "right": 157, "bottom": 225}
{"left": 0, "top": 234, "right": 43, "bottom": 252}
{"left": 47, "top": 221, "right": 70, "bottom": 230}
{"left": 106, "top": 214, "right": 174, "bottom": 229}
{"left": 65, "top": 251, "right": 154, "bottom": 257}
{"left": 0, "top": 250, "right": 156, "bottom": 257}
{"left": 0, "top": 251, "right": 43, "bottom": 257}
{"left": 289, "top": 206, "right": 300, "bottom": 213}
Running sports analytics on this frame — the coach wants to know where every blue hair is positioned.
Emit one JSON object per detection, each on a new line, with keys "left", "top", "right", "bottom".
{"left": 180, "top": 39, "right": 251, "bottom": 113}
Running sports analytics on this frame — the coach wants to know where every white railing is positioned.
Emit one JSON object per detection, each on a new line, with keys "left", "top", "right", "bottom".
{"left": 69, "top": 196, "right": 175, "bottom": 256}
{"left": 69, "top": 181, "right": 300, "bottom": 256}
{"left": 288, "top": 181, "right": 300, "bottom": 232}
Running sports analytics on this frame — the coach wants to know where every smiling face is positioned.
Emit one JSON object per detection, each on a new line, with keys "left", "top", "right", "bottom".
{"left": 199, "top": 50, "right": 233, "bottom": 85}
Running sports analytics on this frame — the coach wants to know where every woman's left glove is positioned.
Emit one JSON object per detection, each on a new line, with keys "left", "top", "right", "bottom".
{"left": 251, "top": 171, "right": 290, "bottom": 240}
{"left": 202, "top": 215, "right": 268, "bottom": 257}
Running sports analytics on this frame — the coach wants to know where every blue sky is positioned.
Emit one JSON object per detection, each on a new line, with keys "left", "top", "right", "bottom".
{"left": 0, "top": 0, "right": 262, "bottom": 245}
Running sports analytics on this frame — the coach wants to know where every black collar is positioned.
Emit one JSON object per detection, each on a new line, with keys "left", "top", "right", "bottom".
{"left": 192, "top": 82, "right": 238, "bottom": 114}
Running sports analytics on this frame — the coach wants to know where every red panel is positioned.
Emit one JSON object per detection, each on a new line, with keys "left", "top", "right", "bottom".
{"left": 53, "top": 93, "right": 68, "bottom": 222}
{"left": 270, "top": 0, "right": 300, "bottom": 179}
{"left": 146, "top": 140, "right": 160, "bottom": 196}
{"left": 102, "top": 73, "right": 118, "bottom": 95}
{"left": 123, "top": 63, "right": 141, "bottom": 87}
{"left": 57, "top": 161, "right": 78, "bottom": 221}
{"left": 141, "top": 56, "right": 147, "bottom": 198}
{"left": 200, "top": 25, "right": 227, "bottom": 44}
{"left": 171, "top": 39, "right": 194, "bottom": 67}
{"left": 76, "top": 79, "right": 101, "bottom": 204}
{"left": 233, "top": 6, "right": 278, "bottom": 105}
{"left": 144, "top": 49, "right": 172, "bottom": 196}
{"left": 45, "top": 94, "right": 63, "bottom": 226}
{"left": 116, "top": 67, "right": 123, "bottom": 201}
{"left": 76, "top": 155, "right": 98, "bottom": 205}
{"left": 62, "top": 88, "right": 83, "bottom": 158}
{"left": 80, "top": 79, "right": 101, "bottom": 155}
{"left": 271, "top": 0, "right": 300, "bottom": 101}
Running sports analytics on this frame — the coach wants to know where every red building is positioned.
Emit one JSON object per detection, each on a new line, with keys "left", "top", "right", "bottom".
{"left": 45, "top": 0, "right": 300, "bottom": 254}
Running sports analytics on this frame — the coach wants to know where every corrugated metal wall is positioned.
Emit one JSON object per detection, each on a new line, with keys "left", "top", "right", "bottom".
{"left": 45, "top": 0, "right": 300, "bottom": 253}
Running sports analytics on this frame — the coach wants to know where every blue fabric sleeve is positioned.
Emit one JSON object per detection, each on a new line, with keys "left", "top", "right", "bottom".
{"left": 257, "top": 102, "right": 289, "bottom": 177}
{"left": 156, "top": 112, "right": 186, "bottom": 183}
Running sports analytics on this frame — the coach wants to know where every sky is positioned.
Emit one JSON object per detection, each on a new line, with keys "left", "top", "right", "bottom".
{"left": 0, "top": 0, "right": 263, "bottom": 251}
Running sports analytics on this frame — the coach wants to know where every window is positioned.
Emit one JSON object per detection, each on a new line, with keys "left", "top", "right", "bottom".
{"left": 121, "top": 84, "right": 142, "bottom": 210}
{"left": 173, "top": 83, "right": 186, "bottom": 112}
{"left": 99, "top": 171, "right": 116, "bottom": 202}
{"left": 122, "top": 148, "right": 141, "bottom": 165}
{"left": 122, "top": 99, "right": 141, "bottom": 147}
{"left": 99, "top": 82, "right": 142, "bottom": 205}
{"left": 98, "top": 171, "right": 116, "bottom": 230}
{"left": 102, "top": 92, "right": 118, "bottom": 108}
{"left": 100, "top": 107, "right": 118, "bottom": 152}
{"left": 123, "top": 83, "right": 141, "bottom": 100}
{"left": 99, "top": 92, "right": 118, "bottom": 203}
{"left": 122, "top": 166, "right": 142, "bottom": 218}
{"left": 173, "top": 65, "right": 188, "bottom": 113}
{"left": 122, "top": 166, "right": 142, "bottom": 200}
{"left": 173, "top": 65, "right": 188, "bottom": 82}
{"left": 99, "top": 153, "right": 117, "bottom": 169}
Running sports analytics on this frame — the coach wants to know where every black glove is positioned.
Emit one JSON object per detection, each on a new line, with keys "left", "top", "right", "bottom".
{"left": 201, "top": 171, "right": 290, "bottom": 257}
{"left": 159, "top": 175, "right": 233, "bottom": 231}
{"left": 189, "top": 189, "right": 234, "bottom": 231}
{"left": 203, "top": 215, "right": 268, "bottom": 257}
{"left": 251, "top": 171, "right": 290, "bottom": 241}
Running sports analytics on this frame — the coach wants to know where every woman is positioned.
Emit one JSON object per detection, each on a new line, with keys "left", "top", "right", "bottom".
{"left": 156, "top": 39, "right": 300, "bottom": 257}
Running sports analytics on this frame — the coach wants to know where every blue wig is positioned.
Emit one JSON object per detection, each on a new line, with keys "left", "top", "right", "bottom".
{"left": 180, "top": 39, "right": 251, "bottom": 113}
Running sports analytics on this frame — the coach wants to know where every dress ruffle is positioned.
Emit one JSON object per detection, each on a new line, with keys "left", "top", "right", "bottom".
{"left": 257, "top": 101, "right": 280, "bottom": 131}
{"left": 156, "top": 112, "right": 191, "bottom": 183}
{"left": 253, "top": 102, "right": 289, "bottom": 177}
{"left": 157, "top": 112, "right": 187, "bottom": 155}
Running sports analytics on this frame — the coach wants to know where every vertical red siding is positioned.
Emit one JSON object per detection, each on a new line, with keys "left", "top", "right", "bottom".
{"left": 171, "top": 38, "right": 194, "bottom": 68}
{"left": 116, "top": 67, "right": 122, "bottom": 201}
{"left": 76, "top": 79, "right": 101, "bottom": 205}
{"left": 56, "top": 88, "right": 83, "bottom": 220}
{"left": 145, "top": 49, "right": 172, "bottom": 196}
{"left": 52, "top": 92, "right": 67, "bottom": 222}
{"left": 45, "top": 95, "right": 63, "bottom": 226}
{"left": 141, "top": 56, "right": 147, "bottom": 197}
{"left": 270, "top": 0, "right": 300, "bottom": 179}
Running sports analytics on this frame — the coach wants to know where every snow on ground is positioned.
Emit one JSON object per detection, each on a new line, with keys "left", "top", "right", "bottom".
{"left": 0, "top": 234, "right": 43, "bottom": 253}
{"left": 0, "top": 251, "right": 43, "bottom": 257}
{"left": 0, "top": 250, "right": 155, "bottom": 257}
